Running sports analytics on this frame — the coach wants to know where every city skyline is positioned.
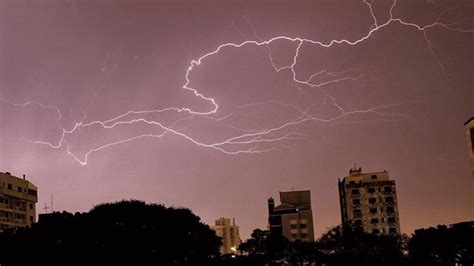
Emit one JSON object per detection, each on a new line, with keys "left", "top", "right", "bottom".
{"left": 1, "top": 0, "right": 473, "bottom": 240}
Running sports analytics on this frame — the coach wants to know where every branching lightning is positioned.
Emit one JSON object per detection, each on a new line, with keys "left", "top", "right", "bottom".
{"left": 2, "top": 0, "right": 473, "bottom": 165}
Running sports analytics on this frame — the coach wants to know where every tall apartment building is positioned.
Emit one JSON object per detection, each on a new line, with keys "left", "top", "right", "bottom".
{"left": 338, "top": 166, "right": 400, "bottom": 235}
{"left": 268, "top": 190, "right": 315, "bottom": 242}
{"left": 212, "top": 217, "right": 241, "bottom": 255}
{"left": 0, "top": 171, "right": 38, "bottom": 232}
{"left": 465, "top": 117, "right": 474, "bottom": 178}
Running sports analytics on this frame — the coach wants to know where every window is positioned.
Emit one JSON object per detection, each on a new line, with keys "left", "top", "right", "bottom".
{"left": 384, "top": 186, "right": 393, "bottom": 193}
{"left": 301, "top": 233, "right": 307, "bottom": 239}
{"left": 291, "top": 224, "right": 297, "bottom": 229}
{"left": 29, "top": 203, "right": 34, "bottom": 210}
{"left": 0, "top": 198, "right": 3, "bottom": 204}
{"left": 387, "top": 207, "right": 394, "bottom": 213}
{"left": 389, "top": 228, "right": 397, "bottom": 234}
{"left": 385, "top": 196, "right": 394, "bottom": 203}
{"left": 300, "top": 223, "right": 307, "bottom": 228}
{"left": 18, "top": 187, "right": 22, "bottom": 192}
{"left": 388, "top": 217, "right": 396, "bottom": 224}
{"left": 349, "top": 181, "right": 355, "bottom": 185}
{"left": 30, "top": 216, "right": 34, "bottom": 222}
{"left": 354, "top": 219, "right": 362, "bottom": 226}
{"left": 371, "top": 175, "right": 377, "bottom": 179}
{"left": 354, "top": 209, "right": 362, "bottom": 218}
{"left": 369, "top": 198, "right": 377, "bottom": 204}
{"left": 371, "top": 218, "right": 378, "bottom": 224}
{"left": 372, "top": 229, "right": 380, "bottom": 234}
{"left": 28, "top": 189, "right": 37, "bottom": 197}
{"left": 368, "top": 187, "right": 375, "bottom": 194}
{"left": 351, "top": 189, "right": 360, "bottom": 196}
{"left": 352, "top": 199, "right": 361, "bottom": 205}
{"left": 370, "top": 208, "right": 377, "bottom": 214}
{"left": 7, "top": 184, "right": 12, "bottom": 190}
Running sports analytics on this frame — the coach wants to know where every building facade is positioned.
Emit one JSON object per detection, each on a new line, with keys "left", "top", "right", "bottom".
{"left": 465, "top": 117, "right": 474, "bottom": 179}
{"left": 212, "top": 217, "right": 241, "bottom": 255}
{"left": 0, "top": 171, "right": 38, "bottom": 232}
{"left": 268, "top": 190, "right": 315, "bottom": 242}
{"left": 338, "top": 167, "right": 400, "bottom": 235}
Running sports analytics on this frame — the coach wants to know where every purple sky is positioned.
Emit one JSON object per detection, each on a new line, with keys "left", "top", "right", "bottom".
{"left": 0, "top": 0, "right": 473, "bottom": 239}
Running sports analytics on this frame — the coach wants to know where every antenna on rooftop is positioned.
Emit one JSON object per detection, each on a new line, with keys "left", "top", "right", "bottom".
{"left": 43, "top": 203, "right": 49, "bottom": 214}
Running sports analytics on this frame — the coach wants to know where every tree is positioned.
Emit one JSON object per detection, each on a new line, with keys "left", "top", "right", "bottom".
{"left": 407, "top": 222, "right": 474, "bottom": 266}
{"left": 0, "top": 200, "right": 221, "bottom": 266}
{"left": 238, "top": 228, "right": 289, "bottom": 264}
{"left": 316, "top": 225, "right": 407, "bottom": 266}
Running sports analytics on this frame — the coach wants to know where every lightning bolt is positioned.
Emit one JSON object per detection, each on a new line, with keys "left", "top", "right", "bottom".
{"left": 2, "top": 0, "right": 472, "bottom": 165}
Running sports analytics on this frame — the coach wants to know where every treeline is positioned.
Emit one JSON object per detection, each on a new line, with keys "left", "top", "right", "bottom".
{"left": 231, "top": 221, "right": 473, "bottom": 266}
{"left": 0, "top": 200, "right": 221, "bottom": 266}
{"left": 0, "top": 200, "right": 472, "bottom": 266}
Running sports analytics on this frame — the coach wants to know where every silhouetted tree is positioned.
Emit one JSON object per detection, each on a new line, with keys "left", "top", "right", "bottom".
{"left": 284, "top": 240, "right": 319, "bottom": 265}
{"left": 316, "top": 225, "right": 407, "bottom": 266}
{"left": 0, "top": 200, "right": 221, "bottom": 266}
{"left": 238, "top": 228, "right": 289, "bottom": 265}
{"left": 407, "top": 222, "right": 473, "bottom": 266}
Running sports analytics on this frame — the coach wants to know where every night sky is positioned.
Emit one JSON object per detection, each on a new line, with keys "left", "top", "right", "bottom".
{"left": 0, "top": 0, "right": 473, "bottom": 239}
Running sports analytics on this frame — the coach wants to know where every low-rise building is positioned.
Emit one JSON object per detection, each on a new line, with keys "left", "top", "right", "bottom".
{"left": 212, "top": 217, "right": 241, "bottom": 255}
{"left": 0, "top": 171, "right": 38, "bottom": 232}
{"left": 268, "top": 190, "right": 315, "bottom": 242}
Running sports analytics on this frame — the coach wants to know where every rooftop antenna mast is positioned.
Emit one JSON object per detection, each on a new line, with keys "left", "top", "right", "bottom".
{"left": 43, "top": 203, "right": 49, "bottom": 214}
{"left": 51, "top": 194, "right": 54, "bottom": 213}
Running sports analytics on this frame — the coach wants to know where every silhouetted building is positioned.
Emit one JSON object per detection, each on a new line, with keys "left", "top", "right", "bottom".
{"left": 338, "top": 166, "right": 400, "bottom": 235}
{"left": 268, "top": 190, "right": 315, "bottom": 241}
{"left": 212, "top": 217, "right": 241, "bottom": 255}
{"left": 0, "top": 171, "right": 38, "bottom": 232}
{"left": 465, "top": 117, "right": 474, "bottom": 179}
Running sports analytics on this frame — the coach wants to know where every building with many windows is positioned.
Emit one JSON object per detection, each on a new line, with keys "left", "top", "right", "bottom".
{"left": 268, "top": 190, "right": 315, "bottom": 242}
{"left": 338, "top": 166, "right": 400, "bottom": 235}
{"left": 212, "top": 217, "right": 241, "bottom": 255}
{"left": 465, "top": 117, "right": 474, "bottom": 179}
{"left": 0, "top": 171, "right": 38, "bottom": 232}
